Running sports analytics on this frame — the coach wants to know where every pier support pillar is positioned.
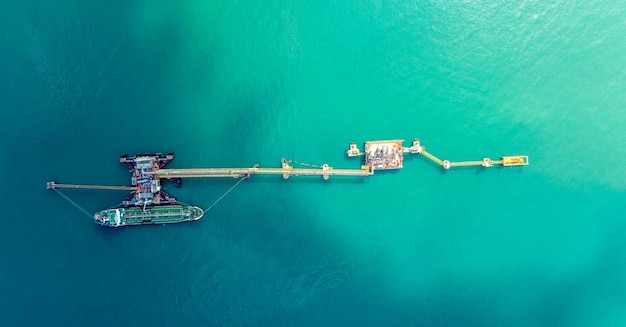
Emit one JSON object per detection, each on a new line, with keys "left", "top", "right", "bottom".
{"left": 281, "top": 158, "right": 291, "bottom": 179}
{"left": 322, "top": 164, "right": 330, "bottom": 180}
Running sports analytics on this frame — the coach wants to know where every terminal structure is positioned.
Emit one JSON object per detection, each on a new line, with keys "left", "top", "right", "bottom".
{"left": 346, "top": 138, "right": 528, "bottom": 170}
{"left": 47, "top": 138, "right": 528, "bottom": 227}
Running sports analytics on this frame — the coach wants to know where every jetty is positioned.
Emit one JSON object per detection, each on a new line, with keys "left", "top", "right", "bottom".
{"left": 46, "top": 137, "right": 529, "bottom": 226}
{"left": 47, "top": 137, "right": 529, "bottom": 192}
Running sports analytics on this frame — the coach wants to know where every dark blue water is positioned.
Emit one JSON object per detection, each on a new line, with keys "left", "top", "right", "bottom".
{"left": 2, "top": 1, "right": 626, "bottom": 326}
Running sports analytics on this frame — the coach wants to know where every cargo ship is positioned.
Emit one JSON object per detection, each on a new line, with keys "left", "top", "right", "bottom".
{"left": 94, "top": 204, "right": 204, "bottom": 227}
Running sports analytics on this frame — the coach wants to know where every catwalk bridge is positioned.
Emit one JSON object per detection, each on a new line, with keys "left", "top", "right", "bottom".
{"left": 153, "top": 159, "right": 372, "bottom": 180}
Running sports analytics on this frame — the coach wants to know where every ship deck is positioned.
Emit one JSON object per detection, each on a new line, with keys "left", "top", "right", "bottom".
{"left": 122, "top": 205, "right": 203, "bottom": 225}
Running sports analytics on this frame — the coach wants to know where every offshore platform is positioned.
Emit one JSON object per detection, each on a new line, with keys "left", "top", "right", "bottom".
{"left": 47, "top": 138, "right": 528, "bottom": 227}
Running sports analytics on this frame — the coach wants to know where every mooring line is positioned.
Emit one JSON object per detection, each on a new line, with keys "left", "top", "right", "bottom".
{"left": 204, "top": 176, "right": 247, "bottom": 212}
{"left": 52, "top": 188, "right": 93, "bottom": 219}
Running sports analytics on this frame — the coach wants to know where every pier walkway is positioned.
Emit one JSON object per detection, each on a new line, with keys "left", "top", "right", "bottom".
{"left": 46, "top": 182, "right": 138, "bottom": 191}
{"left": 420, "top": 150, "right": 444, "bottom": 166}
{"left": 154, "top": 159, "right": 372, "bottom": 180}
{"left": 417, "top": 150, "right": 527, "bottom": 170}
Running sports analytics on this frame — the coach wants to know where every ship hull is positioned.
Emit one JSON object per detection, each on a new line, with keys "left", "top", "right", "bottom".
{"left": 94, "top": 205, "right": 204, "bottom": 227}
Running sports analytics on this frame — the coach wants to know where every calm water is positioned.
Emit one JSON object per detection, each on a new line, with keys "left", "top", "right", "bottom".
{"left": 2, "top": 1, "right": 626, "bottom": 326}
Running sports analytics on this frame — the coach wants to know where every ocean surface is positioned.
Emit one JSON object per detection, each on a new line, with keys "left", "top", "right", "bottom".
{"left": 1, "top": 1, "right": 625, "bottom": 326}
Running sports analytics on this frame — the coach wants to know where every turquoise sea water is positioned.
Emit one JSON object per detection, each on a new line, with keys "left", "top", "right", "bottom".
{"left": 2, "top": 0, "right": 626, "bottom": 326}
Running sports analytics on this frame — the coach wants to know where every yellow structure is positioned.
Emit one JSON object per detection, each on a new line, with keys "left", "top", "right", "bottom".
{"left": 502, "top": 156, "right": 529, "bottom": 166}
